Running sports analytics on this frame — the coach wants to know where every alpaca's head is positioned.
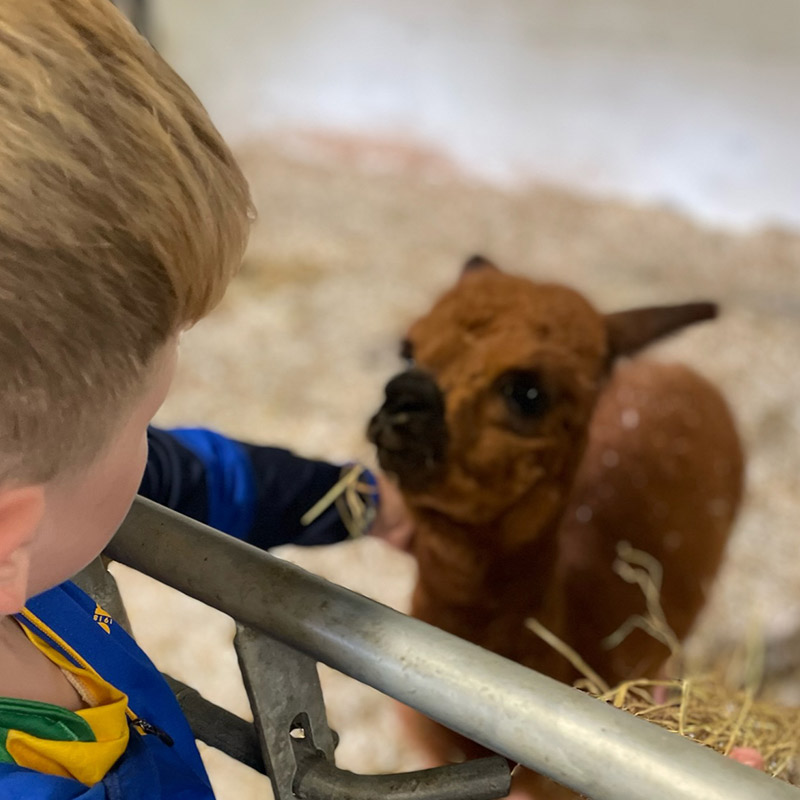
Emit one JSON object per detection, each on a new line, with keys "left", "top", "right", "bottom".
{"left": 368, "top": 257, "right": 716, "bottom": 533}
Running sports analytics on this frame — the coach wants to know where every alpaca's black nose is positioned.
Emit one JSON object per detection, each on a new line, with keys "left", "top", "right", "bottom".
{"left": 367, "top": 369, "right": 448, "bottom": 489}
{"left": 380, "top": 369, "right": 445, "bottom": 418}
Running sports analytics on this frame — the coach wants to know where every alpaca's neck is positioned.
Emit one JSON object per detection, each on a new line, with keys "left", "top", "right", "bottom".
{"left": 411, "top": 506, "right": 564, "bottom": 646}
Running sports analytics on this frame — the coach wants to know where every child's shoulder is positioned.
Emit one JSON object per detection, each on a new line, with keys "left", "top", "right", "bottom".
{"left": 4, "top": 580, "right": 214, "bottom": 796}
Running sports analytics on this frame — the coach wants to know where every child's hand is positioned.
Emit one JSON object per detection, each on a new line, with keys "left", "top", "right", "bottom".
{"left": 368, "top": 471, "right": 414, "bottom": 551}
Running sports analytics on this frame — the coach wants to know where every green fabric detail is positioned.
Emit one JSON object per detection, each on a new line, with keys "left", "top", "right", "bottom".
{"left": 0, "top": 697, "right": 95, "bottom": 764}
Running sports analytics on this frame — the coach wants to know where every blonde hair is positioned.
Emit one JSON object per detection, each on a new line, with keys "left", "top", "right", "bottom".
{"left": 0, "top": 0, "right": 252, "bottom": 484}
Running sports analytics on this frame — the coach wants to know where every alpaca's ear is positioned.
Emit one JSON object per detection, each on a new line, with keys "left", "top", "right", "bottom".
{"left": 461, "top": 254, "right": 500, "bottom": 275}
{"left": 606, "top": 302, "right": 717, "bottom": 359}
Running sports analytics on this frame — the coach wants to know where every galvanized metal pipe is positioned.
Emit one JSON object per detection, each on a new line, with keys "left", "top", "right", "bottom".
{"left": 108, "top": 497, "right": 799, "bottom": 800}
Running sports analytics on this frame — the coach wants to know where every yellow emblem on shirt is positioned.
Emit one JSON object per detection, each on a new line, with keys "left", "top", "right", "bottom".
{"left": 92, "top": 605, "right": 113, "bottom": 634}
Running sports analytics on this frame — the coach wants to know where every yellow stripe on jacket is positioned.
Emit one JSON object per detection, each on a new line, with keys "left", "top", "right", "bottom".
{"left": 4, "top": 622, "right": 130, "bottom": 785}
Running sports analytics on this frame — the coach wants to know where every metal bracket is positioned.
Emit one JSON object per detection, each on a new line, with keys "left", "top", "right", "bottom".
{"left": 234, "top": 621, "right": 511, "bottom": 800}
{"left": 234, "top": 622, "right": 336, "bottom": 800}
{"left": 291, "top": 736, "right": 511, "bottom": 800}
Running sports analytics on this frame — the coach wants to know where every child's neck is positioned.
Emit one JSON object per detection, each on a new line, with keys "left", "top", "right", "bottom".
{"left": 0, "top": 615, "right": 85, "bottom": 711}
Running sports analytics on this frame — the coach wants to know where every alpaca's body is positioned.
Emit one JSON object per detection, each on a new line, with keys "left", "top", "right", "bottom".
{"left": 368, "top": 259, "right": 743, "bottom": 797}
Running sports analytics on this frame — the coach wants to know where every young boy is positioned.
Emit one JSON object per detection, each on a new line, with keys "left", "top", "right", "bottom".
{"left": 0, "top": 1, "right": 408, "bottom": 795}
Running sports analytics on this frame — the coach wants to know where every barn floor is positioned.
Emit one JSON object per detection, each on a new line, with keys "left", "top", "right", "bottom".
{"left": 111, "top": 141, "right": 800, "bottom": 798}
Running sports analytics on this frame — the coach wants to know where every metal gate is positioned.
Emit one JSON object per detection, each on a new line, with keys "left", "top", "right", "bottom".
{"left": 76, "top": 497, "right": 800, "bottom": 799}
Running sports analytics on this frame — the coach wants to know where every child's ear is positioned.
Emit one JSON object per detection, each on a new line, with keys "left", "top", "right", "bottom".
{"left": 0, "top": 487, "right": 44, "bottom": 615}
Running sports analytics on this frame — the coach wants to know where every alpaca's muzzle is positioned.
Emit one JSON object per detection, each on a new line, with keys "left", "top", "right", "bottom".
{"left": 366, "top": 368, "right": 449, "bottom": 490}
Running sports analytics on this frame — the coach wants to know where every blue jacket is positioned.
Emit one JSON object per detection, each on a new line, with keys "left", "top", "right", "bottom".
{"left": 0, "top": 583, "right": 213, "bottom": 798}
{"left": 141, "top": 427, "right": 353, "bottom": 547}
{"left": 0, "top": 428, "right": 361, "bottom": 797}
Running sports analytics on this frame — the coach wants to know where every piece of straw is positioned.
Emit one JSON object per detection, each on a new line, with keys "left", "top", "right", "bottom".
{"left": 301, "top": 464, "right": 378, "bottom": 538}
{"left": 525, "top": 617, "right": 610, "bottom": 695}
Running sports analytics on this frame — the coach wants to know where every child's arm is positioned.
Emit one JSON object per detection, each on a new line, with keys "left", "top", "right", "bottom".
{"left": 139, "top": 427, "right": 413, "bottom": 550}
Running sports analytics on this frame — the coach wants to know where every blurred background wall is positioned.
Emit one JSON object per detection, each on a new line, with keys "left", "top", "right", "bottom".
{"left": 145, "top": 0, "right": 800, "bottom": 230}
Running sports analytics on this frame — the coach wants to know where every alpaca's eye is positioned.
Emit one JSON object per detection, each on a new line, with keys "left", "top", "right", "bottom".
{"left": 497, "top": 370, "right": 550, "bottom": 419}
{"left": 400, "top": 338, "right": 415, "bottom": 365}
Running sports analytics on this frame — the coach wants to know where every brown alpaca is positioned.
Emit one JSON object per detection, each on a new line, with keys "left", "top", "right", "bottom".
{"left": 367, "top": 256, "right": 743, "bottom": 798}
